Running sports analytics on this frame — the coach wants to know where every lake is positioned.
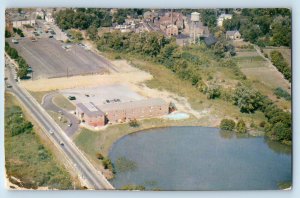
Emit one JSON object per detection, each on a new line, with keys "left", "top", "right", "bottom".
{"left": 109, "top": 126, "right": 292, "bottom": 190}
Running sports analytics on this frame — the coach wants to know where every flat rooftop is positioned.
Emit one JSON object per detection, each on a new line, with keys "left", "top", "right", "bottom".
{"left": 7, "top": 38, "right": 111, "bottom": 79}
{"left": 98, "top": 98, "right": 167, "bottom": 113}
{"left": 77, "top": 102, "right": 104, "bottom": 117}
{"left": 61, "top": 84, "right": 145, "bottom": 107}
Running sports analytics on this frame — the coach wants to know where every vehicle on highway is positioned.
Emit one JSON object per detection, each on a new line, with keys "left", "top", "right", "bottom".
{"left": 6, "top": 84, "right": 12, "bottom": 88}
{"left": 12, "top": 38, "right": 18, "bottom": 44}
{"left": 68, "top": 96, "right": 76, "bottom": 100}
{"left": 59, "top": 141, "right": 64, "bottom": 146}
{"left": 49, "top": 129, "right": 54, "bottom": 135}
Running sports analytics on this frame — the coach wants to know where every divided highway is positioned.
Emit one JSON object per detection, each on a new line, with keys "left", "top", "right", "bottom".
{"left": 5, "top": 55, "right": 114, "bottom": 190}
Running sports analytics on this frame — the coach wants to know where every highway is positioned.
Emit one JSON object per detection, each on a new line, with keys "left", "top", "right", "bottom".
{"left": 5, "top": 55, "right": 114, "bottom": 190}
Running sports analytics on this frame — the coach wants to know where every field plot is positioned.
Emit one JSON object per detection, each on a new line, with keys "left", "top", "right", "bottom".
{"left": 8, "top": 38, "right": 113, "bottom": 79}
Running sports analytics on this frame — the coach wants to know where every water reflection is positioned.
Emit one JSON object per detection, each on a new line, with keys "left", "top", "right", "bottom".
{"left": 264, "top": 137, "right": 292, "bottom": 155}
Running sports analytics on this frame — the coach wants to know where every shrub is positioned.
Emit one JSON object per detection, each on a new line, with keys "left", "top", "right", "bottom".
{"left": 102, "top": 157, "right": 114, "bottom": 173}
{"left": 236, "top": 119, "right": 247, "bottom": 133}
{"left": 274, "top": 87, "right": 291, "bottom": 100}
{"left": 129, "top": 119, "right": 139, "bottom": 127}
{"left": 96, "top": 152, "right": 104, "bottom": 160}
{"left": 220, "top": 119, "right": 235, "bottom": 131}
{"left": 206, "top": 86, "right": 221, "bottom": 99}
{"left": 121, "top": 185, "right": 146, "bottom": 191}
{"left": 259, "top": 121, "right": 266, "bottom": 128}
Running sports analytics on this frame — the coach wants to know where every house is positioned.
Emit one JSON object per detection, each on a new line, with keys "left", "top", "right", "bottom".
{"left": 217, "top": 14, "right": 232, "bottom": 27}
{"left": 226, "top": 30, "right": 241, "bottom": 40}
{"left": 76, "top": 102, "right": 105, "bottom": 127}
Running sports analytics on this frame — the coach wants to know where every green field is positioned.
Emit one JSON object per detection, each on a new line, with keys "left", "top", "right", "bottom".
{"left": 5, "top": 93, "right": 79, "bottom": 189}
{"left": 53, "top": 94, "right": 76, "bottom": 111}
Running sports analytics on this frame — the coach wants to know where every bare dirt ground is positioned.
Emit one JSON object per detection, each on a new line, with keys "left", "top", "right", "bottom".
{"left": 21, "top": 60, "right": 206, "bottom": 120}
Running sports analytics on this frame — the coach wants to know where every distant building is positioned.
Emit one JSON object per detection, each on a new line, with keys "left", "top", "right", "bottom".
{"left": 204, "top": 34, "right": 217, "bottom": 47}
{"left": 143, "top": 10, "right": 158, "bottom": 22}
{"left": 12, "top": 20, "right": 36, "bottom": 28}
{"left": 217, "top": 14, "right": 232, "bottom": 27}
{"left": 76, "top": 98, "right": 169, "bottom": 127}
{"left": 45, "top": 12, "right": 54, "bottom": 23}
{"left": 76, "top": 102, "right": 105, "bottom": 127}
{"left": 165, "top": 24, "right": 178, "bottom": 36}
{"left": 226, "top": 30, "right": 241, "bottom": 40}
{"left": 159, "top": 11, "right": 185, "bottom": 30}
{"left": 36, "top": 8, "right": 45, "bottom": 19}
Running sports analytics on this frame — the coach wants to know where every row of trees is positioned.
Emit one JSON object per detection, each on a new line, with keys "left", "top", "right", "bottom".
{"left": 5, "top": 42, "right": 30, "bottom": 79}
{"left": 223, "top": 8, "right": 291, "bottom": 47}
{"left": 269, "top": 50, "right": 291, "bottom": 82}
{"left": 230, "top": 84, "right": 291, "bottom": 143}
{"left": 55, "top": 8, "right": 112, "bottom": 30}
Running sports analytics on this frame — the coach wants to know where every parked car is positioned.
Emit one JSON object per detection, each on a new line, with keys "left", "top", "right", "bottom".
{"left": 68, "top": 96, "right": 76, "bottom": 100}
{"left": 68, "top": 122, "right": 72, "bottom": 127}
{"left": 6, "top": 84, "right": 12, "bottom": 88}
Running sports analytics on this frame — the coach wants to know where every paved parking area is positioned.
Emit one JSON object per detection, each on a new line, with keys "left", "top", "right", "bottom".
{"left": 60, "top": 84, "right": 145, "bottom": 106}
{"left": 8, "top": 38, "right": 111, "bottom": 79}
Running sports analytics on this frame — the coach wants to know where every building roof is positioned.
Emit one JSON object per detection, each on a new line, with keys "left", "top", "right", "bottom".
{"left": 226, "top": 30, "right": 240, "bottom": 36}
{"left": 98, "top": 98, "right": 167, "bottom": 113}
{"left": 77, "top": 102, "right": 104, "bottom": 117}
{"left": 204, "top": 35, "right": 217, "bottom": 46}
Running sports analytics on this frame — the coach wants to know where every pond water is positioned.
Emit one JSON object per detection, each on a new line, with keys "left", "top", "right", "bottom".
{"left": 109, "top": 126, "right": 292, "bottom": 190}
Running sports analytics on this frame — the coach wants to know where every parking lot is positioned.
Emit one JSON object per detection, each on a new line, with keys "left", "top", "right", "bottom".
{"left": 8, "top": 38, "right": 111, "bottom": 79}
{"left": 60, "top": 84, "right": 145, "bottom": 106}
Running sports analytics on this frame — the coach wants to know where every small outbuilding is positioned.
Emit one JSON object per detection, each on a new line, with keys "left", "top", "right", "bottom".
{"left": 226, "top": 30, "right": 241, "bottom": 40}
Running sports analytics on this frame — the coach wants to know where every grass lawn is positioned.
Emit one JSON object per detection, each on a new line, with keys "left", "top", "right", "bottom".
{"left": 53, "top": 94, "right": 76, "bottom": 111}
{"left": 5, "top": 92, "right": 80, "bottom": 189}
{"left": 28, "top": 90, "right": 52, "bottom": 104}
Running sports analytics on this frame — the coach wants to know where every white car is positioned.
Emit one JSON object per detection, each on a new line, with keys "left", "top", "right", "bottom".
{"left": 49, "top": 129, "right": 54, "bottom": 135}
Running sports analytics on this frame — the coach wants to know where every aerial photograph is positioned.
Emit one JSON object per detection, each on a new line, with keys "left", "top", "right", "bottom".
{"left": 4, "top": 8, "right": 292, "bottom": 190}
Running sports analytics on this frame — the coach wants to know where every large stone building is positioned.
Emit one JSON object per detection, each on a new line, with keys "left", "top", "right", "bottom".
{"left": 76, "top": 98, "right": 169, "bottom": 127}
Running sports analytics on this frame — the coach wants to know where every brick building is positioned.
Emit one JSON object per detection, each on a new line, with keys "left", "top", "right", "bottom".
{"left": 76, "top": 98, "right": 169, "bottom": 127}
{"left": 76, "top": 102, "right": 105, "bottom": 127}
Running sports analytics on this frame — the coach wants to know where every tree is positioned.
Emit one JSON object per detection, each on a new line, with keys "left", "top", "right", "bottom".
{"left": 232, "top": 85, "right": 265, "bottom": 113}
{"left": 87, "top": 25, "right": 98, "bottom": 40}
{"left": 220, "top": 119, "right": 235, "bottom": 131}
{"left": 129, "top": 119, "right": 139, "bottom": 127}
{"left": 5, "top": 30, "right": 11, "bottom": 38}
{"left": 271, "top": 16, "right": 291, "bottom": 47}
{"left": 236, "top": 119, "right": 247, "bottom": 133}
{"left": 17, "top": 67, "right": 28, "bottom": 79}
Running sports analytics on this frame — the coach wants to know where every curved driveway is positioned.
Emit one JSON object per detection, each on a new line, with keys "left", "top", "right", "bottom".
{"left": 42, "top": 92, "right": 79, "bottom": 137}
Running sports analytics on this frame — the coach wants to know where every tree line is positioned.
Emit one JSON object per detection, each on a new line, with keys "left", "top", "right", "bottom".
{"left": 269, "top": 50, "right": 291, "bottom": 82}
{"left": 223, "top": 8, "right": 291, "bottom": 47}
{"left": 5, "top": 42, "right": 30, "bottom": 79}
